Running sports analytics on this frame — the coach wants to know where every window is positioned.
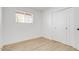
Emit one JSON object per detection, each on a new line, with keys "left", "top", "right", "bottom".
{"left": 16, "top": 11, "right": 33, "bottom": 23}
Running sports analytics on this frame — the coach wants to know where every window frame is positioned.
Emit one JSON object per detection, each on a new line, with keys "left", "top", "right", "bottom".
{"left": 16, "top": 10, "right": 33, "bottom": 24}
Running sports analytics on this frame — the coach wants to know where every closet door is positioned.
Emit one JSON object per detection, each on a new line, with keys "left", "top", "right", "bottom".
{"left": 52, "top": 10, "right": 67, "bottom": 43}
{"left": 66, "top": 8, "right": 75, "bottom": 46}
{"left": 52, "top": 8, "right": 75, "bottom": 46}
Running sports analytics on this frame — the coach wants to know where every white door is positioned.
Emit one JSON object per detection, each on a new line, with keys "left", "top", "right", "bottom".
{"left": 52, "top": 8, "right": 75, "bottom": 46}
{"left": 52, "top": 10, "right": 67, "bottom": 44}
{"left": 66, "top": 8, "right": 75, "bottom": 46}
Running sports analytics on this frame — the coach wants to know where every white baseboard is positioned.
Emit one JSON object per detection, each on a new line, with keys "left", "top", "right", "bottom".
{"left": 43, "top": 36, "right": 53, "bottom": 40}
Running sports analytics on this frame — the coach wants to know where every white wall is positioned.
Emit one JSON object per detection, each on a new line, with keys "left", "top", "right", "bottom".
{"left": 74, "top": 8, "right": 79, "bottom": 49}
{"left": 42, "top": 8, "right": 53, "bottom": 38}
{"left": 0, "top": 7, "right": 2, "bottom": 48}
{"left": 2, "top": 7, "right": 42, "bottom": 45}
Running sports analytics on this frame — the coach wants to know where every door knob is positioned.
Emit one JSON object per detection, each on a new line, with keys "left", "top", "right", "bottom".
{"left": 77, "top": 28, "right": 79, "bottom": 30}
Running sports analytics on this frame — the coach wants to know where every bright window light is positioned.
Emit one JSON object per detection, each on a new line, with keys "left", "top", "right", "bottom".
{"left": 16, "top": 11, "right": 33, "bottom": 23}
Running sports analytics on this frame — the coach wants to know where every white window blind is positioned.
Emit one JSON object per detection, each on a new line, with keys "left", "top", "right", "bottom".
{"left": 16, "top": 11, "right": 33, "bottom": 23}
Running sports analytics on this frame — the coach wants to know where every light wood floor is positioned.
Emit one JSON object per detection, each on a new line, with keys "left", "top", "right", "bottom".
{"left": 2, "top": 37, "right": 78, "bottom": 51}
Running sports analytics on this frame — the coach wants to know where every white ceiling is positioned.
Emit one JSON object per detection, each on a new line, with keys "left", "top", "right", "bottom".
{"left": 31, "top": 7, "right": 51, "bottom": 11}
{"left": 31, "top": 7, "right": 70, "bottom": 11}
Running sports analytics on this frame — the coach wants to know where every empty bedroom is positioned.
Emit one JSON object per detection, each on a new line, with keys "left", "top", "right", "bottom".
{"left": 0, "top": 7, "right": 79, "bottom": 51}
